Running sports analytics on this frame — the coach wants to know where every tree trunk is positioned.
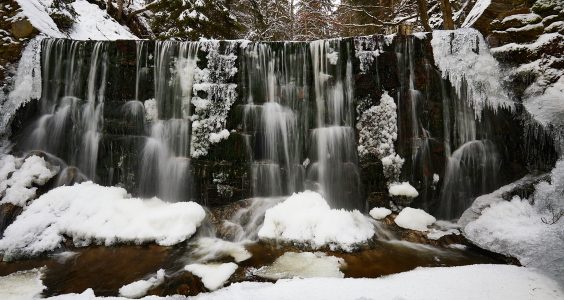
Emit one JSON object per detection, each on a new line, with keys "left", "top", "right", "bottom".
{"left": 416, "top": 0, "right": 432, "bottom": 32}
{"left": 440, "top": 0, "right": 455, "bottom": 30}
{"left": 117, "top": 0, "right": 124, "bottom": 20}
{"left": 107, "top": 0, "right": 112, "bottom": 12}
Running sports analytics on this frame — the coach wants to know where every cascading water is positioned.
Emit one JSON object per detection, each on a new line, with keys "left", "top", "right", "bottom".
{"left": 22, "top": 39, "right": 108, "bottom": 180}
{"left": 308, "top": 40, "right": 362, "bottom": 210}
{"left": 138, "top": 42, "right": 199, "bottom": 202}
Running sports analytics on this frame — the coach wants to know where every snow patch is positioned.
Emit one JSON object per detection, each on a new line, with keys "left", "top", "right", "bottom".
{"left": 369, "top": 207, "right": 392, "bottom": 220}
{"left": 258, "top": 191, "right": 375, "bottom": 251}
{"left": 119, "top": 269, "right": 166, "bottom": 299}
{"left": 14, "top": 0, "right": 64, "bottom": 38}
{"left": 253, "top": 252, "right": 344, "bottom": 280}
{"left": 394, "top": 207, "right": 436, "bottom": 231}
{"left": 70, "top": 0, "right": 137, "bottom": 40}
{"left": 185, "top": 263, "right": 238, "bottom": 291}
{"left": 0, "top": 182, "right": 206, "bottom": 260}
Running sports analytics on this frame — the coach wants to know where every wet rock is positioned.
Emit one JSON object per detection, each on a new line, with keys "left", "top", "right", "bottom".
{"left": 56, "top": 166, "right": 88, "bottom": 187}
{"left": 147, "top": 272, "right": 206, "bottom": 297}
{"left": 0, "top": 203, "right": 23, "bottom": 237}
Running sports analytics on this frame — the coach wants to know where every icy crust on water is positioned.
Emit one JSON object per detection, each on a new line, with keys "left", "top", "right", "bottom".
{"left": 0, "top": 268, "right": 45, "bottom": 300}
{"left": 431, "top": 29, "right": 512, "bottom": 118}
{"left": 253, "top": 252, "right": 345, "bottom": 280}
{"left": 258, "top": 191, "right": 375, "bottom": 251}
{"left": 0, "top": 155, "right": 58, "bottom": 206}
{"left": 0, "top": 182, "right": 206, "bottom": 260}
{"left": 119, "top": 269, "right": 166, "bottom": 299}
{"left": 464, "top": 160, "right": 564, "bottom": 281}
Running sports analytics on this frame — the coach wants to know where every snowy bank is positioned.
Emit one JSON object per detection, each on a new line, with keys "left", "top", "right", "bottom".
{"left": 464, "top": 160, "right": 564, "bottom": 281}
{"left": 191, "top": 265, "right": 561, "bottom": 300}
{"left": 0, "top": 268, "right": 45, "bottom": 300}
{"left": 0, "top": 182, "right": 206, "bottom": 260}
{"left": 258, "top": 191, "right": 375, "bottom": 251}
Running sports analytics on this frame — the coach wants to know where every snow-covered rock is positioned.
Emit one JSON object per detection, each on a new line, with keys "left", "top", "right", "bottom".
{"left": 257, "top": 191, "right": 375, "bottom": 251}
{"left": 394, "top": 207, "right": 436, "bottom": 231}
{"left": 0, "top": 155, "right": 58, "bottom": 206}
{"left": 119, "top": 269, "right": 165, "bottom": 299}
{"left": 0, "top": 182, "right": 206, "bottom": 260}
{"left": 253, "top": 252, "right": 344, "bottom": 280}
{"left": 464, "top": 159, "right": 564, "bottom": 281}
{"left": 388, "top": 182, "right": 419, "bottom": 198}
{"left": 369, "top": 207, "right": 392, "bottom": 220}
{"left": 184, "top": 263, "right": 238, "bottom": 291}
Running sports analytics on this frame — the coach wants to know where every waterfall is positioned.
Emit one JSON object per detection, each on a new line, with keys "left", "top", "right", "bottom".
{"left": 22, "top": 39, "right": 108, "bottom": 180}
{"left": 138, "top": 42, "right": 199, "bottom": 202}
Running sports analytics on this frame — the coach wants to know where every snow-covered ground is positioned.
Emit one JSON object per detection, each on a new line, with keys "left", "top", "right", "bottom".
{"left": 257, "top": 191, "right": 375, "bottom": 251}
{"left": 36, "top": 264, "right": 562, "bottom": 299}
{"left": 0, "top": 181, "right": 206, "bottom": 260}
{"left": 463, "top": 159, "right": 564, "bottom": 282}
{"left": 14, "top": 0, "right": 137, "bottom": 40}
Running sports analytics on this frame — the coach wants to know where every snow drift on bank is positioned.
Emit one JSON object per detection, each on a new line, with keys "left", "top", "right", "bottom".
{"left": 191, "top": 265, "right": 561, "bottom": 300}
{"left": 257, "top": 191, "right": 375, "bottom": 251}
{"left": 464, "top": 160, "right": 564, "bottom": 281}
{"left": 0, "top": 182, "right": 206, "bottom": 260}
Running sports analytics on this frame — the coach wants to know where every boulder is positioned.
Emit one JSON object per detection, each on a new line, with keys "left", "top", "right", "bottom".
{"left": 10, "top": 19, "right": 35, "bottom": 38}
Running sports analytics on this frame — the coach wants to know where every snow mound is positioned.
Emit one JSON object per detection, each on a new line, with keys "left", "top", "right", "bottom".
{"left": 0, "top": 268, "right": 45, "bottom": 300}
{"left": 394, "top": 207, "right": 436, "bottom": 231}
{"left": 190, "top": 265, "right": 562, "bottom": 300}
{"left": 253, "top": 252, "right": 344, "bottom": 280}
{"left": 0, "top": 182, "right": 206, "bottom": 260}
{"left": 185, "top": 263, "right": 238, "bottom": 291}
{"left": 192, "top": 238, "right": 251, "bottom": 263}
{"left": 388, "top": 182, "right": 419, "bottom": 198}
{"left": 119, "top": 269, "right": 165, "bottom": 299}
{"left": 369, "top": 207, "right": 392, "bottom": 220}
{"left": 258, "top": 191, "right": 375, "bottom": 251}
{"left": 0, "top": 155, "right": 58, "bottom": 206}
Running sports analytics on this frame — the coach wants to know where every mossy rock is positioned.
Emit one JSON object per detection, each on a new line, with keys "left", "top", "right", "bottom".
{"left": 532, "top": 0, "right": 564, "bottom": 16}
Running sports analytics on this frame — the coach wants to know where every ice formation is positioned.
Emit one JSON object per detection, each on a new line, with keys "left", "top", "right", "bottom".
{"left": 354, "top": 36, "right": 382, "bottom": 73}
{"left": 0, "top": 182, "right": 206, "bottom": 260}
{"left": 191, "top": 238, "right": 252, "bottom": 263}
{"left": 394, "top": 207, "right": 436, "bottom": 231}
{"left": 0, "top": 37, "right": 42, "bottom": 140}
{"left": 258, "top": 191, "right": 375, "bottom": 251}
{"left": 0, "top": 268, "right": 45, "bottom": 300}
{"left": 253, "top": 252, "right": 345, "bottom": 280}
{"left": 357, "top": 92, "right": 403, "bottom": 181}
{"left": 184, "top": 263, "right": 238, "bottom": 291}
{"left": 190, "top": 41, "right": 238, "bottom": 158}
{"left": 431, "top": 29, "right": 512, "bottom": 118}
{"left": 119, "top": 269, "right": 166, "bottom": 299}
